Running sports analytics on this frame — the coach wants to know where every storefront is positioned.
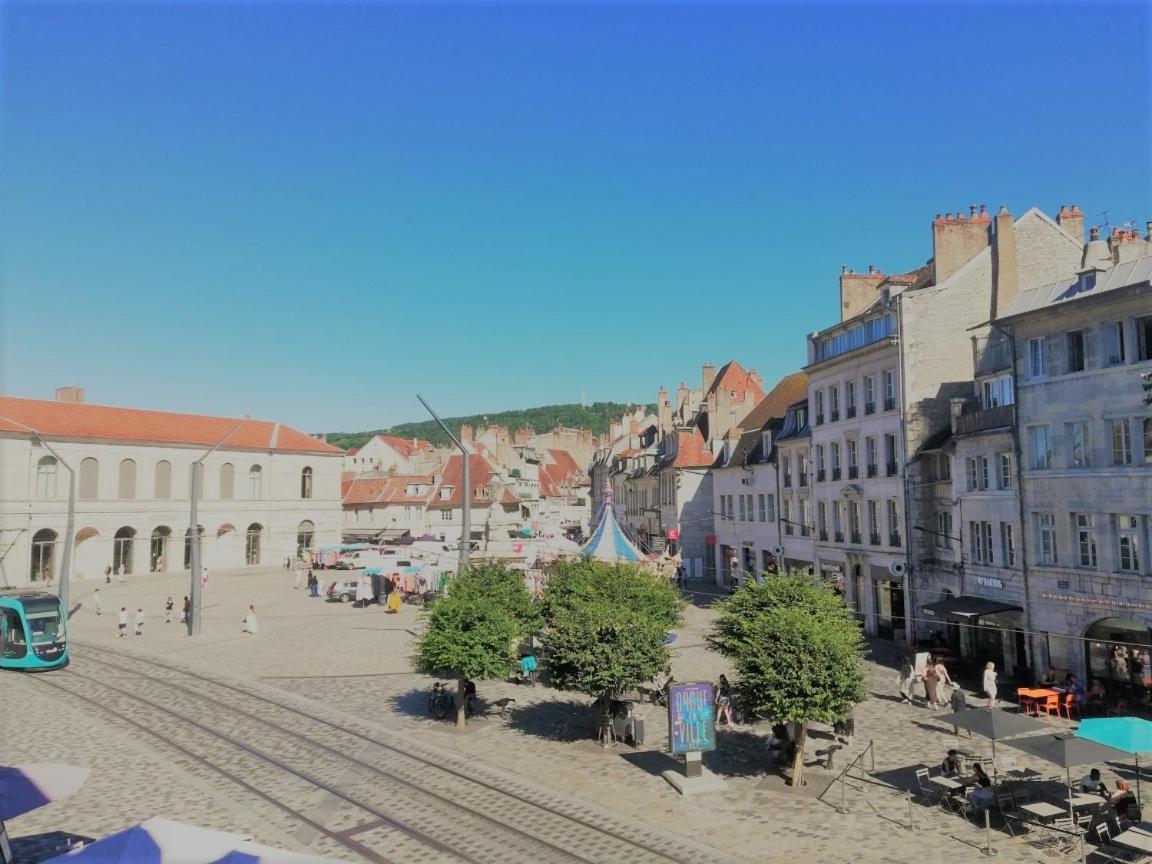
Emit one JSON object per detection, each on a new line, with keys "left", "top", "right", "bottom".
{"left": 920, "top": 595, "right": 1025, "bottom": 677}
{"left": 873, "top": 577, "right": 905, "bottom": 642}
{"left": 1084, "top": 617, "right": 1152, "bottom": 708}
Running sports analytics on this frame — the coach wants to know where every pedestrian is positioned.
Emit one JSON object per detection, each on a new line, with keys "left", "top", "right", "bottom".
{"left": 715, "top": 674, "right": 734, "bottom": 726}
{"left": 950, "top": 683, "right": 970, "bottom": 735}
{"left": 164, "top": 595, "right": 174, "bottom": 624}
{"left": 117, "top": 606, "right": 128, "bottom": 637}
{"left": 105, "top": 565, "right": 112, "bottom": 584}
{"left": 117, "top": 564, "right": 125, "bottom": 583}
{"left": 833, "top": 707, "right": 855, "bottom": 747}
{"left": 93, "top": 588, "right": 102, "bottom": 616}
{"left": 932, "top": 657, "right": 954, "bottom": 707}
{"left": 181, "top": 595, "right": 190, "bottom": 624}
{"left": 43, "top": 565, "right": 53, "bottom": 587}
{"left": 898, "top": 655, "right": 916, "bottom": 704}
{"left": 134, "top": 607, "right": 144, "bottom": 636}
{"left": 983, "top": 661, "right": 998, "bottom": 708}
{"left": 242, "top": 604, "right": 258, "bottom": 635}
{"left": 923, "top": 657, "right": 940, "bottom": 707}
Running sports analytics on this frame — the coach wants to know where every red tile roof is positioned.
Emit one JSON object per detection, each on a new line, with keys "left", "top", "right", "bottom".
{"left": 341, "top": 471, "right": 356, "bottom": 498}
{"left": 375, "top": 435, "right": 433, "bottom": 458}
{"left": 0, "top": 396, "right": 342, "bottom": 454}
{"left": 672, "top": 428, "right": 712, "bottom": 468}
{"left": 547, "top": 448, "right": 582, "bottom": 478}
{"left": 346, "top": 447, "right": 360, "bottom": 456}
{"left": 344, "top": 474, "right": 437, "bottom": 506}
{"left": 704, "top": 361, "right": 765, "bottom": 407}
{"left": 429, "top": 453, "right": 518, "bottom": 508}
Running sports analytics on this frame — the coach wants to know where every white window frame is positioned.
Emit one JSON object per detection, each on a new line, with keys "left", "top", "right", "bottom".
{"left": 1075, "top": 513, "right": 1098, "bottom": 568}
{"left": 1118, "top": 515, "right": 1142, "bottom": 573}
{"left": 1038, "top": 512, "right": 1057, "bottom": 565}
{"left": 1030, "top": 426, "right": 1052, "bottom": 469}
{"left": 1112, "top": 419, "right": 1133, "bottom": 466}
{"left": 1028, "top": 337, "right": 1047, "bottom": 379}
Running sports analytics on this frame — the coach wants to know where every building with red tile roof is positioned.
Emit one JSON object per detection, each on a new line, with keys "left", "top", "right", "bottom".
{"left": 344, "top": 433, "right": 436, "bottom": 475}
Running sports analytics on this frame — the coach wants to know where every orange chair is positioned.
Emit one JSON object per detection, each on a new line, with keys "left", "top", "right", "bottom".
{"left": 1016, "top": 688, "right": 1036, "bottom": 716}
{"left": 1037, "top": 694, "right": 1061, "bottom": 719}
{"left": 1062, "top": 694, "right": 1080, "bottom": 720}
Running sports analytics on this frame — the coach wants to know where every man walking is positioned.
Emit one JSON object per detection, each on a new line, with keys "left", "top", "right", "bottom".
{"left": 117, "top": 606, "right": 128, "bottom": 637}
{"left": 164, "top": 596, "right": 174, "bottom": 624}
{"left": 134, "top": 607, "right": 145, "bottom": 636}
{"left": 93, "top": 588, "right": 102, "bottom": 616}
{"left": 898, "top": 655, "right": 917, "bottom": 704}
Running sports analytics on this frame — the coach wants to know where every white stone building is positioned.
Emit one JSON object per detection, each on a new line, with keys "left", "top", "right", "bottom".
{"left": 0, "top": 391, "right": 343, "bottom": 587}
{"left": 344, "top": 434, "right": 435, "bottom": 474}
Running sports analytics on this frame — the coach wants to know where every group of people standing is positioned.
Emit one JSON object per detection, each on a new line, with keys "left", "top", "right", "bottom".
{"left": 899, "top": 654, "right": 961, "bottom": 708}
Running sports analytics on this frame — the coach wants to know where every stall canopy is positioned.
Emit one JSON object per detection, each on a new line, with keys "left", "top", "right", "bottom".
{"left": 580, "top": 485, "right": 646, "bottom": 563}
{"left": 921, "top": 596, "right": 1022, "bottom": 621}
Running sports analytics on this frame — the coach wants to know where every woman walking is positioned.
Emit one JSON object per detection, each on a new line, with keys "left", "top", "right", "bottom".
{"left": 932, "top": 657, "right": 954, "bottom": 707}
{"left": 242, "top": 604, "right": 258, "bottom": 635}
{"left": 715, "top": 674, "right": 734, "bottom": 726}
{"left": 180, "top": 595, "right": 190, "bottom": 624}
{"left": 923, "top": 659, "right": 940, "bottom": 708}
{"left": 983, "top": 661, "right": 999, "bottom": 708}
{"left": 164, "top": 596, "right": 174, "bottom": 624}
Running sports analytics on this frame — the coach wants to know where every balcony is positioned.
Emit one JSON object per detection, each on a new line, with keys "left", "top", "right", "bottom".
{"left": 817, "top": 469, "right": 826, "bottom": 482}
{"left": 850, "top": 532, "right": 862, "bottom": 545}
{"left": 848, "top": 466, "right": 859, "bottom": 480}
{"left": 865, "top": 402, "right": 875, "bottom": 415}
{"left": 889, "top": 533, "right": 903, "bottom": 548}
{"left": 801, "top": 526, "right": 811, "bottom": 537}
{"left": 782, "top": 475, "right": 792, "bottom": 489}
{"left": 886, "top": 463, "right": 898, "bottom": 477}
{"left": 884, "top": 397, "right": 896, "bottom": 411}
{"left": 847, "top": 406, "right": 856, "bottom": 419}
{"left": 832, "top": 468, "right": 842, "bottom": 481}
{"left": 834, "top": 532, "right": 844, "bottom": 543}
{"left": 866, "top": 464, "right": 878, "bottom": 478}
{"left": 869, "top": 533, "right": 882, "bottom": 546}
{"left": 954, "top": 404, "right": 1015, "bottom": 436}
{"left": 830, "top": 410, "right": 840, "bottom": 422}
{"left": 818, "top": 530, "right": 828, "bottom": 541}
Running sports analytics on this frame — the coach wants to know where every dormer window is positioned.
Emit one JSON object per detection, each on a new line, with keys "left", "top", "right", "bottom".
{"left": 440, "top": 486, "right": 453, "bottom": 500}
{"left": 797, "top": 409, "right": 807, "bottom": 427}
{"left": 761, "top": 430, "right": 772, "bottom": 454}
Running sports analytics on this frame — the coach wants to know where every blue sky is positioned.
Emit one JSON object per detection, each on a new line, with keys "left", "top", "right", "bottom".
{"left": 1, "top": 1, "right": 1148, "bottom": 432}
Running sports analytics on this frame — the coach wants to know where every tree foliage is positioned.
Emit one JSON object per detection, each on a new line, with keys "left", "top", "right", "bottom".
{"left": 708, "top": 573, "right": 867, "bottom": 724}
{"left": 326, "top": 402, "right": 655, "bottom": 452}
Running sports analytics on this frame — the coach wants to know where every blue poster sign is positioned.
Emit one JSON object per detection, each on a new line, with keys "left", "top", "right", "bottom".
{"left": 668, "top": 682, "right": 716, "bottom": 754}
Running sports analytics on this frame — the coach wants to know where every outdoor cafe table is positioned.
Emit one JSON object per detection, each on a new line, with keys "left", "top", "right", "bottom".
{"left": 1020, "top": 801, "right": 1067, "bottom": 821}
{"left": 929, "top": 776, "right": 964, "bottom": 793}
{"left": 1068, "top": 793, "right": 1104, "bottom": 808}
{"left": 1018, "top": 688, "right": 1058, "bottom": 715}
{"left": 1112, "top": 823, "right": 1152, "bottom": 855}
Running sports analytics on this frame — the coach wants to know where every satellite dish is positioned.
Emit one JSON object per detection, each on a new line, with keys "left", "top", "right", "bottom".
{"left": 889, "top": 560, "right": 908, "bottom": 578}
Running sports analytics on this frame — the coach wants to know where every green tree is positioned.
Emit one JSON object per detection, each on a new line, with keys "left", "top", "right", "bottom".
{"left": 708, "top": 573, "right": 867, "bottom": 789}
{"left": 542, "top": 560, "right": 683, "bottom": 745}
{"left": 413, "top": 565, "right": 537, "bottom": 729}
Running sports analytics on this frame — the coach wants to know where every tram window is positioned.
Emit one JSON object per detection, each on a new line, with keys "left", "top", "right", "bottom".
{"left": 24, "top": 601, "right": 64, "bottom": 643}
{"left": 1, "top": 610, "right": 28, "bottom": 659}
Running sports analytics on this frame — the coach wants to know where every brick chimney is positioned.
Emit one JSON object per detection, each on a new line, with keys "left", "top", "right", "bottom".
{"left": 657, "top": 385, "right": 671, "bottom": 431}
{"left": 1057, "top": 204, "right": 1084, "bottom": 243}
{"left": 702, "top": 362, "right": 715, "bottom": 392}
{"left": 1081, "top": 226, "right": 1113, "bottom": 271}
{"left": 1111, "top": 227, "right": 1144, "bottom": 265}
{"left": 460, "top": 424, "right": 473, "bottom": 443}
{"left": 55, "top": 386, "right": 85, "bottom": 403}
{"left": 991, "top": 206, "right": 1019, "bottom": 318}
{"left": 932, "top": 204, "right": 991, "bottom": 284}
{"left": 839, "top": 265, "right": 885, "bottom": 322}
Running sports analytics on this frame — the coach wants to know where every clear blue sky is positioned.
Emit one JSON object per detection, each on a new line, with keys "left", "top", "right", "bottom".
{"left": 1, "top": 1, "right": 1148, "bottom": 433}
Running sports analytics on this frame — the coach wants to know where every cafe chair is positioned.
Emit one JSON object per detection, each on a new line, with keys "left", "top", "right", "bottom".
{"left": 1017, "top": 688, "right": 1036, "bottom": 716}
{"left": 1062, "top": 693, "right": 1081, "bottom": 720}
{"left": 1037, "top": 694, "right": 1062, "bottom": 719}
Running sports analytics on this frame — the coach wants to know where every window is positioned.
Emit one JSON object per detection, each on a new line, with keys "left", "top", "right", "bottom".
{"left": 117, "top": 459, "right": 137, "bottom": 500}
{"left": 781, "top": 455, "right": 792, "bottom": 488}
{"left": 979, "top": 456, "right": 990, "bottom": 490}
{"left": 248, "top": 464, "right": 263, "bottom": 498}
{"left": 884, "top": 434, "right": 898, "bottom": 475}
{"left": 799, "top": 499, "right": 810, "bottom": 536}
{"left": 219, "top": 463, "right": 235, "bottom": 500}
{"left": 848, "top": 501, "right": 861, "bottom": 543}
{"left": 36, "top": 455, "right": 58, "bottom": 498}
{"left": 865, "top": 437, "right": 877, "bottom": 476}
{"left": 981, "top": 375, "right": 1015, "bottom": 408}
{"left": 829, "top": 386, "right": 840, "bottom": 421}
{"left": 441, "top": 508, "right": 453, "bottom": 521}
{"left": 846, "top": 381, "right": 857, "bottom": 417}
{"left": 154, "top": 460, "right": 172, "bottom": 499}
{"left": 999, "top": 453, "right": 1013, "bottom": 489}
{"left": 1118, "top": 515, "right": 1142, "bottom": 572}
{"left": 887, "top": 499, "right": 901, "bottom": 546}
{"left": 883, "top": 370, "right": 896, "bottom": 410}
{"left": 864, "top": 376, "right": 876, "bottom": 414}
{"left": 830, "top": 442, "right": 841, "bottom": 480}
{"left": 813, "top": 313, "right": 894, "bottom": 361}
{"left": 1028, "top": 337, "right": 1047, "bottom": 379}
{"left": 301, "top": 466, "right": 313, "bottom": 499}
{"left": 1068, "top": 423, "right": 1089, "bottom": 468}
{"left": 936, "top": 512, "right": 953, "bottom": 549}
{"left": 757, "top": 494, "right": 766, "bottom": 522}
{"left": 1104, "top": 322, "right": 1126, "bottom": 366}
{"left": 846, "top": 439, "right": 858, "bottom": 478}
{"left": 782, "top": 498, "right": 793, "bottom": 535}
{"left": 969, "top": 521, "right": 994, "bottom": 564}
{"left": 817, "top": 501, "right": 827, "bottom": 538}
{"left": 815, "top": 390, "right": 825, "bottom": 425}
{"left": 868, "top": 500, "right": 880, "bottom": 544}
{"left": 799, "top": 453, "right": 809, "bottom": 486}
{"left": 1111, "top": 419, "right": 1132, "bottom": 466}
{"left": 833, "top": 501, "right": 844, "bottom": 541}
{"left": 815, "top": 445, "right": 826, "bottom": 481}
{"left": 739, "top": 495, "right": 746, "bottom": 521}
{"left": 1075, "top": 513, "right": 1098, "bottom": 567}
{"left": 1066, "top": 330, "right": 1085, "bottom": 373}
{"left": 78, "top": 457, "right": 99, "bottom": 500}
{"left": 1038, "top": 512, "right": 1057, "bottom": 564}
{"left": 245, "top": 523, "right": 262, "bottom": 565}
{"left": 940, "top": 453, "right": 951, "bottom": 480}
{"left": 765, "top": 494, "right": 776, "bottom": 523}
{"left": 1030, "top": 426, "right": 1052, "bottom": 469}
{"left": 1001, "top": 523, "right": 1016, "bottom": 566}
{"left": 1138, "top": 316, "right": 1152, "bottom": 361}
{"left": 966, "top": 457, "right": 978, "bottom": 492}
{"left": 1145, "top": 419, "right": 1152, "bottom": 465}
{"left": 297, "top": 520, "right": 315, "bottom": 554}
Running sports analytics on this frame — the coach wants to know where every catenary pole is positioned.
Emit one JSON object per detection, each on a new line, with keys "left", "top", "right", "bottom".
{"left": 188, "top": 422, "right": 245, "bottom": 636}
{"left": 416, "top": 395, "right": 470, "bottom": 575}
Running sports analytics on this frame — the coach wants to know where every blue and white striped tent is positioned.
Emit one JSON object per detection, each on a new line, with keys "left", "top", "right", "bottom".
{"left": 580, "top": 486, "right": 647, "bottom": 563}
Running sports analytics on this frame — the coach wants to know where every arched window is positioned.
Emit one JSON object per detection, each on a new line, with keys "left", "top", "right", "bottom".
{"left": 150, "top": 526, "right": 171, "bottom": 572}
{"left": 297, "top": 520, "right": 315, "bottom": 554}
{"left": 248, "top": 465, "right": 263, "bottom": 499}
{"left": 154, "top": 460, "right": 172, "bottom": 499}
{"left": 31, "top": 528, "right": 58, "bottom": 582}
{"left": 118, "top": 459, "right": 137, "bottom": 500}
{"left": 301, "top": 466, "right": 313, "bottom": 499}
{"left": 36, "top": 455, "right": 58, "bottom": 498}
{"left": 78, "top": 457, "right": 99, "bottom": 500}
{"left": 245, "top": 523, "right": 262, "bottom": 565}
{"left": 219, "top": 463, "right": 235, "bottom": 500}
{"left": 113, "top": 526, "right": 136, "bottom": 575}
{"left": 183, "top": 525, "right": 204, "bottom": 570}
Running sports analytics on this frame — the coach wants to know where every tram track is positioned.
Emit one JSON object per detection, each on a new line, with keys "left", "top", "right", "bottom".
{"left": 40, "top": 643, "right": 734, "bottom": 864}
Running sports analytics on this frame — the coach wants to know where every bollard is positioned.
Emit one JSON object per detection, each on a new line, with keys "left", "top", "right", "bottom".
{"left": 906, "top": 788, "right": 914, "bottom": 830}
{"left": 841, "top": 771, "right": 847, "bottom": 814}
{"left": 983, "top": 807, "right": 995, "bottom": 856}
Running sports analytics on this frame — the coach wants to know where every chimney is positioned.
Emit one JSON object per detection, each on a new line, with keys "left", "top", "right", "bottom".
{"left": 932, "top": 204, "right": 991, "bottom": 284}
{"left": 1081, "top": 226, "right": 1113, "bottom": 271}
{"left": 702, "top": 362, "right": 715, "bottom": 392}
{"left": 55, "top": 386, "right": 85, "bottom": 403}
{"left": 1057, "top": 204, "right": 1085, "bottom": 243}
{"left": 1111, "top": 227, "right": 1144, "bottom": 265}
{"left": 839, "top": 267, "right": 885, "bottom": 322}
{"left": 657, "top": 386, "right": 672, "bottom": 431}
{"left": 460, "top": 424, "right": 473, "bottom": 443}
{"left": 991, "top": 206, "right": 1019, "bottom": 318}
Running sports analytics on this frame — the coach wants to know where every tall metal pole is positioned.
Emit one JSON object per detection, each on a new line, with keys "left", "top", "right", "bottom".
{"left": 416, "top": 395, "right": 470, "bottom": 575}
{"left": 188, "top": 422, "right": 244, "bottom": 636}
{"left": 0, "top": 416, "right": 75, "bottom": 612}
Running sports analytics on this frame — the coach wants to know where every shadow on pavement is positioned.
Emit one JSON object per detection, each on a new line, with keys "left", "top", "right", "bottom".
{"left": 505, "top": 697, "right": 597, "bottom": 743}
{"left": 704, "top": 728, "right": 775, "bottom": 778}
{"left": 619, "top": 749, "right": 681, "bottom": 778}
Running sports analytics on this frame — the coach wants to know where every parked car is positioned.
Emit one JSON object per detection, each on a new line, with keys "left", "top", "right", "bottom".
{"left": 325, "top": 579, "right": 364, "bottom": 603}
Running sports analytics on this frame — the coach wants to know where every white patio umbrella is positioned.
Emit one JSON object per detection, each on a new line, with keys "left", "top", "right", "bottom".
{"left": 211, "top": 841, "right": 350, "bottom": 863}
{"left": 0, "top": 764, "right": 90, "bottom": 820}
{"left": 43, "top": 817, "right": 248, "bottom": 864}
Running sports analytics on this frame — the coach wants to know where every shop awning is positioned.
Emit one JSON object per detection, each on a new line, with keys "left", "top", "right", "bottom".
{"left": 921, "top": 596, "right": 1022, "bottom": 620}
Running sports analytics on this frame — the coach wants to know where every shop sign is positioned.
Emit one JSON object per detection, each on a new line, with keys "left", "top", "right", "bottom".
{"left": 976, "top": 576, "right": 1004, "bottom": 589}
{"left": 705, "top": 535, "right": 717, "bottom": 545}
{"left": 1040, "top": 592, "right": 1152, "bottom": 613}
{"left": 666, "top": 529, "right": 681, "bottom": 541}
{"left": 668, "top": 682, "right": 716, "bottom": 754}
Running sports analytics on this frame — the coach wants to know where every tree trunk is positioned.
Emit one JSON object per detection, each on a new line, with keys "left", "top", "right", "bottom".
{"left": 790, "top": 721, "right": 808, "bottom": 789}
{"left": 455, "top": 675, "right": 468, "bottom": 730}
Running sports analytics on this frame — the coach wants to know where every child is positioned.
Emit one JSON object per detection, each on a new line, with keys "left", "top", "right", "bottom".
{"left": 164, "top": 596, "right": 174, "bottom": 624}
{"left": 117, "top": 606, "right": 128, "bottom": 637}
{"left": 134, "top": 607, "right": 144, "bottom": 636}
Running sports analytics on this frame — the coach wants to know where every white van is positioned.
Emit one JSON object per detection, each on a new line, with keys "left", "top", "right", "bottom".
{"left": 334, "top": 548, "right": 396, "bottom": 570}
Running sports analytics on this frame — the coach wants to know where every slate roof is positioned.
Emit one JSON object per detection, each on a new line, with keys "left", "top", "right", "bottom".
{"left": 1001, "top": 253, "right": 1152, "bottom": 319}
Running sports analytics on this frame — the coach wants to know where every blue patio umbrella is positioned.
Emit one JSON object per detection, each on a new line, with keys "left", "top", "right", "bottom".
{"left": 43, "top": 817, "right": 246, "bottom": 863}
{"left": 0, "top": 763, "right": 90, "bottom": 820}
{"left": 1076, "top": 716, "right": 1152, "bottom": 804}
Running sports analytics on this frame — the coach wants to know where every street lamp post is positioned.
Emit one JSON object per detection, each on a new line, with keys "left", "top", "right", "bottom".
{"left": 188, "top": 422, "right": 244, "bottom": 636}
{"left": 0, "top": 416, "right": 76, "bottom": 612}
{"left": 416, "top": 395, "right": 470, "bottom": 575}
